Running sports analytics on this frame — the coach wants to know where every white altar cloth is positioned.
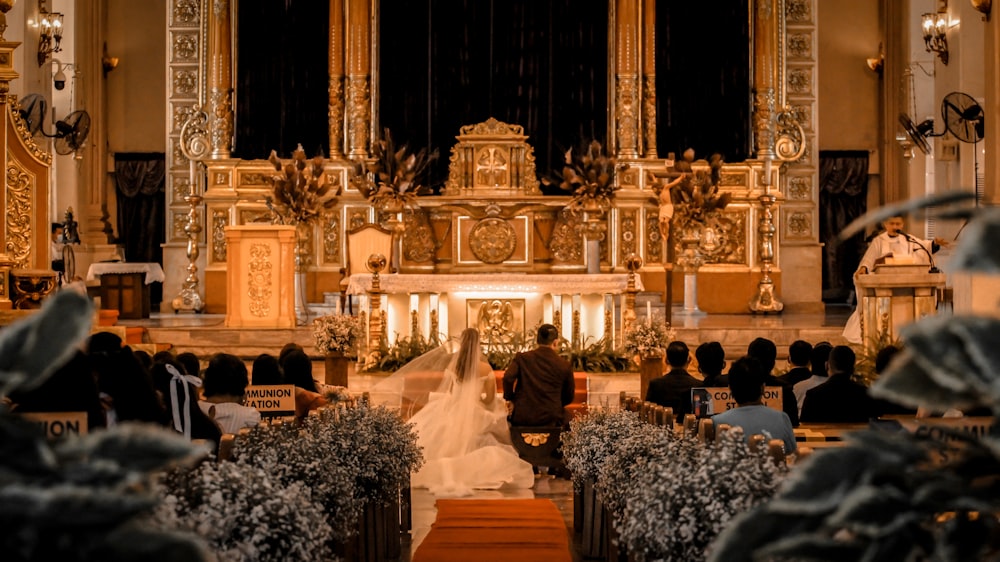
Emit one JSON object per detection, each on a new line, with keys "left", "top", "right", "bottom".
{"left": 346, "top": 273, "right": 643, "bottom": 295}
{"left": 86, "top": 262, "right": 166, "bottom": 285}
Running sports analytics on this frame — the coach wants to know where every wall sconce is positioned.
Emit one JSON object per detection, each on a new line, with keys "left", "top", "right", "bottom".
{"left": 866, "top": 43, "right": 884, "bottom": 74}
{"left": 36, "top": 0, "right": 64, "bottom": 67}
{"left": 102, "top": 43, "right": 119, "bottom": 75}
{"left": 922, "top": 10, "right": 949, "bottom": 65}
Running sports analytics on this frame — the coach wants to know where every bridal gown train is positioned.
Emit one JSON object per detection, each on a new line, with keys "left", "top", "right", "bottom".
{"left": 408, "top": 366, "right": 535, "bottom": 497}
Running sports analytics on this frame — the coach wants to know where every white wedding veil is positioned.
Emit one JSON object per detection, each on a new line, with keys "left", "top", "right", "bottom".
{"left": 368, "top": 329, "right": 487, "bottom": 420}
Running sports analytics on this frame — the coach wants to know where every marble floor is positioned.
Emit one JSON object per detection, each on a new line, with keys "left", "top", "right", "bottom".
{"left": 403, "top": 474, "right": 579, "bottom": 562}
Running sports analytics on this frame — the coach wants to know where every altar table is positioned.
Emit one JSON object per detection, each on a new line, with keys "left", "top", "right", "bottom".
{"left": 86, "top": 262, "right": 165, "bottom": 319}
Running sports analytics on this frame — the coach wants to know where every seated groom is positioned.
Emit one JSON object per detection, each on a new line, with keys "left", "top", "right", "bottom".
{"left": 503, "top": 323, "right": 575, "bottom": 427}
{"left": 645, "top": 341, "right": 701, "bottom": 419}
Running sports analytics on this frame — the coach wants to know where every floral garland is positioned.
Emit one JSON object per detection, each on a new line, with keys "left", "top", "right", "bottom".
{"left": 313, "top": 313, "right": 364, "bottom": 355}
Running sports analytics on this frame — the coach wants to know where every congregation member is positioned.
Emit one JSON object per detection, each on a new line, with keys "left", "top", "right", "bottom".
{"left": 746, "top": 337, "right": 799, "bottom": 426}
{"left": 645, "top": 341, "right": 701, "bottom": 419}
{"left": 251, "top": 353, "right": 285, "bottom": 386}
{"left": 151, "top": 357, "right": 222, "bottom": 447}
{"left": 777, "top": 340, "right": 813, "bottom": 386}
{"left": 793, "top": 342, "right": 833, "bottom": 415}
{"left": 800, "top": 345, "right": 877, "bottom": 423}
{"left": 176, "top": 352, "right": 202, "bottom": 379}
{"left": 198, "top": 352, "right": 261, "bottom": 434}
{"left": 89, "top": 332, "right": 169, "bottom": 427}
{"left": 712, "top": 356, "right": 797, "bottom": 454}
{"left": 281, "top": 349, "right": 329, "bottom": 419}
{"left": 695, "top": 342, "right": 728, "bottom": 388}
{"left": 9, "top": 351, "right": 107, "bottom": 432}
{"left": 503, "top": 323, "right": 576, "bottom": 427}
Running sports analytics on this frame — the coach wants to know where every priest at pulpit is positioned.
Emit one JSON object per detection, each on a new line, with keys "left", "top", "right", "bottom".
{"left": 843, "top": 215, "right": 948, "bottom": 344}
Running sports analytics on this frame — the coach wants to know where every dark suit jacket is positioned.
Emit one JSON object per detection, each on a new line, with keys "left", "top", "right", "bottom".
{"left": 645, "top": 368, "right": 702, "bottom": 419}
{"left": 777, "top": 366, "right": 812, "bottom": 386}
{"left": 800, "top": 374, "right": 875, "bottom": 423}
{"left": 766, "top": 374, "right": 800, "bottom": 427}
{"left": 503, "top": 346, "right": 575, "bottom": 426}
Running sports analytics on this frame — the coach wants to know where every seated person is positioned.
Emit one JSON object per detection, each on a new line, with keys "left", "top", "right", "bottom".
{"left": 747, "top": 337, "right": 799, "bottom": 427}
{"left": 645, "top": 341, "right": 701, "bottom": 419}
{"left": 801, "top": 345, "right": 877, "bottom": 423}
{"left": 712, "top": 356, "right": 797, "bottom": 454}
{"left": 282, "top": 349, "right": 329, "bottom": 419}
{"left": 793, "top": 342, "right": 832, "bottom": 416}
{"left": 695, "top": 342, "right": 728, "bottom": 388}
{"left": 198, "top": 353, "right": 261, "bottom": 434}
{"left": 777, "top": 340, "right": 813, "bottom": 386}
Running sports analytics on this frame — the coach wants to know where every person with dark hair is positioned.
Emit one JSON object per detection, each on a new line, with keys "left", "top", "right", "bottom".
{"left": 251, "top": 353, "right": 284, "bottom": 386}
{"left": 747, "top": 337, "right": 799, "bottom": 426}
{"left": 801, "top": 345, "right": 877, "bottom": 423}
{"left": 777, "top": 340, "right": 813, "bottom": 386}
{"left": 176, "top": 352, "right": 201, "bottom": 379}
{"left": 278, "top": 342, "right": 305, "bottom": 367}
{"left": 695, "top": 342, "right": 728, "bottom": 387}
{"left": 793, "top": 342, "right": 833, "bottom": 415}
{"left": 133, "top": 350, "right": 153, "bottom": 372}
{"left": 89, "top": 336, "right": 169, "bottom": 427}
{"left": 198, "top": 352, "right": 260, "bottom": 433}
{"left": 712, "top": 356, "right": 796, "bottom": 454}
{"left": 503, "top": 323, "right": 575, "bottom": 427}
{"left": 50, "top": 222, "right": 65, "bottom": 273}
{"left": 645, "top": 341, "right": 701, "bottom": 418}
{"left": 9, "top": 351, "right": 107, "bottom": 432}
{"left": 150, "top": 357, "right": 222, "bottom": 447}
{"left": 281, "top": 349, "right": 328, "bottom": 419}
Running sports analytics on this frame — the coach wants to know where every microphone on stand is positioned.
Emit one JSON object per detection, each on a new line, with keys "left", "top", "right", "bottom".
{"left": 899, "top": 231, "right": 939, "bottom": 273}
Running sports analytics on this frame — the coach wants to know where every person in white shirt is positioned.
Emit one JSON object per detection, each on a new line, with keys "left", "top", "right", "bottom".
{"left": 198, "top": 353, "right": 261, "bottom": 434}
{"left": 792, "top": 342, "right": 832, "bottom": 416}
{"left": 843, "top": 215, "right": 947, "bottom": 343}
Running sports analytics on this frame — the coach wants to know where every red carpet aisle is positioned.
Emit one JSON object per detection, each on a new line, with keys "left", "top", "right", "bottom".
{"left": 412, "top": 498, "right": 572, "bottom": 562}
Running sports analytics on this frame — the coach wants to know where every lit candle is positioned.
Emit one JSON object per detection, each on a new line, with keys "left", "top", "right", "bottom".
{"left": 646, "top": 302, "right": 652, "bottom": 325}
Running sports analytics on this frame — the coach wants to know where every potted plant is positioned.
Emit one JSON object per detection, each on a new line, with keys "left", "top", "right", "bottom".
{"left": 313, "top": 313, "right": 364, "bottom": 386}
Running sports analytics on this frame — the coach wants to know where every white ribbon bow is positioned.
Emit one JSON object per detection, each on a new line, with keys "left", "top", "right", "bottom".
{"left": 167, "top": 363, "right": 203, "bottom": 439}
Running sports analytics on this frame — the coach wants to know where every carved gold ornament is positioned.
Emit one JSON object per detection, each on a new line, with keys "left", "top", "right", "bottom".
{"left": 247, "top": 242, "right": 272, "bottom": 317}
{"left": 522, "top": 433, "right": 550, "bottom": 447}
{"left": 469, "top": 216, "right": 516, "bottom": 264}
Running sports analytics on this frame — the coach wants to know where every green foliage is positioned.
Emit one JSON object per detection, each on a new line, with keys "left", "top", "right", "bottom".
{"left": 483, "top": 329, "right": 535, "bottom": 371}
{"left": 361, "top": 331, "right": 443, "bottom": 373}
{"left": 561, "top": 335, "right": 633, "bottom": 373}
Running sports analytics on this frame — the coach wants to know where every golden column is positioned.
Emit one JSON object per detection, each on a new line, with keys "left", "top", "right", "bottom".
{"left": 615, "top": 0, "right": 640, "bottom": 158}
{"left": 329, "top": 0, "right": 346, "bottom": 158}
{"left": 749, "top": 0, "right": 783, "bottom": 313}
{"left": 207, "top": 0, "right": 234, "bottom": 159}
{"left": 345, "top": 0, "right": 371, "bottom": 159}
{"left": 641, "top": 0, "right": 657, "bottom": 158}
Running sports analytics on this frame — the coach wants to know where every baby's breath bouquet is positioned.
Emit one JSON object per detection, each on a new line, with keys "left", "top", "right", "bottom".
{"left": 151, "top": 461, "right": 334, "bottom": 562}
{"left": 561, "top": 409, "right": 645, "bottom": 489}
{"left": 622, "top": 320, "right": 675, "bottom": 358}
{"left": 618, "top": 428, "right": 786, "bottom": 561}
{"left": 313, "top": 313, "right": 364, "bottom": 355}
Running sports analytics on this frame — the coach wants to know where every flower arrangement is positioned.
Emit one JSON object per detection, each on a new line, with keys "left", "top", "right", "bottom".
{"left": 651, "top": 149, "right": 732, "bottom": 231}
{"left": 543, "top": 140, "right": 625, "bottom": 212}
{"left": 151, "top": 461, "right": 334, "bottom": 562}
{"left": 350, "top": 128, "right": 438, "bottom": 211}
{"left": 595, "top": 423, "right": 675, "bottom": 523}
{"left": 313, "top": 313, "right": 364, "bottom": 355}
{"left": 618, "top": 428, "right": 786, "bottom": 561}
{"left": 622, "top": 319, "right": 675, "bottom": 358}
{"left": 560, "top": 408, "right": 645, "bottom": 489}
{"left": 266, "top": 144, "right": 341, "bottom": 226}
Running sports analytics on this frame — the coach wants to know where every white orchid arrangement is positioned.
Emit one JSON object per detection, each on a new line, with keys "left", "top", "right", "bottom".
{"left": 313, "top": 314, "right": 364, "bottom": 355}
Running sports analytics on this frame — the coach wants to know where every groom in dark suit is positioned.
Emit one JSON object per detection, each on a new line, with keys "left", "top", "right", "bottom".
{"left": 503, "top": 324, "right": 575, "bottom": 427}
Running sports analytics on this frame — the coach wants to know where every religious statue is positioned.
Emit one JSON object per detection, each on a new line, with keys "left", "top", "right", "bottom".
{"left": 477, "top": 299, "right": 515, "bottom": 345}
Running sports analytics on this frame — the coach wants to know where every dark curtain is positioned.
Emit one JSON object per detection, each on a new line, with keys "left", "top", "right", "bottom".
{"left": 234, "top": 0, "right": 330, "bottom": 159}
{"left": 656, "top": 0, "right": 751, "bottom": 162}
{"left": 818, "top": 151, "right": 869, "bottom": 303}
{"left": 379, "top": 0, "right": 608, "bottom": 190}
{"left": 114, "top": 153, "right": 166, "bottom": 305}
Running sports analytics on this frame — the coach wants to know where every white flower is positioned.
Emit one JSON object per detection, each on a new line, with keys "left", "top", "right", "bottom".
{"left": 622, "top": 321, "right": 675, "bottom": 358}
{"left": 313, "top": 313, "right": 364, "bottom": 355}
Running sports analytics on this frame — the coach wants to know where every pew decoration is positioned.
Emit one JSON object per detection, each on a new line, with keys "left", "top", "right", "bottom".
{"left": 561, "top": 406, "right": 788, "bottom": 561}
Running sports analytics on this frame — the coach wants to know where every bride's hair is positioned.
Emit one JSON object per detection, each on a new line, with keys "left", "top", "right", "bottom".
{"left": 453, "top": 328, "right": 481, "bottom": 382}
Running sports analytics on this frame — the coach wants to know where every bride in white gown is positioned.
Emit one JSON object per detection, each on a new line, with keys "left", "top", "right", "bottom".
{"left": 378, "top": 328, "right": 534, "bottom": 497}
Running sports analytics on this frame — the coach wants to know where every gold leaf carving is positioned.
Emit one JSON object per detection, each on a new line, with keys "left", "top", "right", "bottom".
{"left": 5, "top": 163, "right": 32, "bottom": 268}
{"left": 247, "top": 244, "right": 272, "bottom": 318}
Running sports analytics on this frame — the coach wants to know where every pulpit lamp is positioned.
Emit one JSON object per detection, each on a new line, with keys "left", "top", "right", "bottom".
{"left": 366, "top": 253, "right": 387, "bottom": 274}
{"left": 624, "top": 253, "right": 643, "bottom": 272}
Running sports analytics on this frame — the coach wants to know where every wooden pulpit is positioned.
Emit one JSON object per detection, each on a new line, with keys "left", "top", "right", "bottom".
{"left": 855, "top": 264, "right": 946, "bottom": 354}
{"left": 224, "top": 225, "right": 296, "bottom": 328}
